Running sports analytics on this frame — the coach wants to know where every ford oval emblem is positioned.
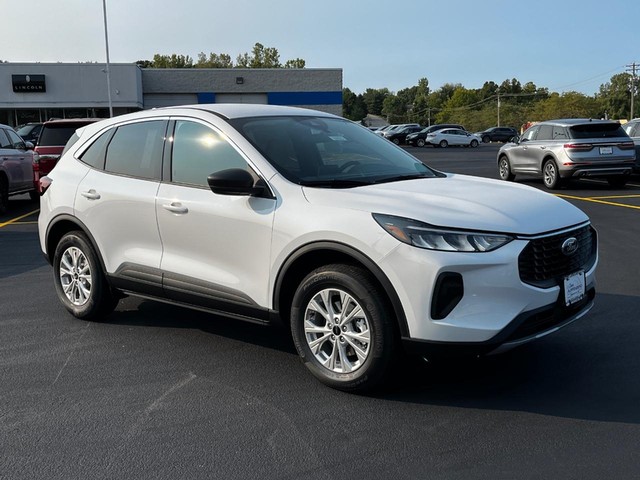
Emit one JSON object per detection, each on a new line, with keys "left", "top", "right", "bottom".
{"left": 561, "top": 237, "right": 579, "bottom": 256}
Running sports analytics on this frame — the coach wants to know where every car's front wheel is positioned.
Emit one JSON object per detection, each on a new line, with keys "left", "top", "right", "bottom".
{"left": 498, "top": 155, "right": 515, "bottom": 181}
{"left": 470, "top": 139, "right": 479, "bottom": 148}
{"left": 290, "top": 264, "right": 395, "bottom": 392}
{"left": 416, "top": 138, "right": 425, "bottom": 147}
{"left": 53, "top": 231, "right": 119, "bottom": 320}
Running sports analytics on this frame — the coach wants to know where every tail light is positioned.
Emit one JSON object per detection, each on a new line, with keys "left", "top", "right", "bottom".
{"left": 564, "top": 143, "right": 593, "bottom": 151}
{"left": 39, "top": 175, "right": 53, "bottom": 195}
{"left": 619, "top": 141, "right": 635, "bottom": 150}
{"left": 32, "top": 152, "right": 40, "bottom": 172}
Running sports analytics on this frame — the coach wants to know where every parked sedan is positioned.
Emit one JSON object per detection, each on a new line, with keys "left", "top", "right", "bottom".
{"left": 384, "top": 125, "right": 423, "bottom": 144}
{"left": 406, "top": 123, "right": 465, "bottom": 147}
{"left": 425, "top": 128, "right": 481, "bottom": 148}
{"left": 476, "top": 127, "right": 518, "bottom": 143}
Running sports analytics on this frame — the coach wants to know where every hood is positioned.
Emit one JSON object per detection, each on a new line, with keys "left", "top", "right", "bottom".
{"left": 302, "top": 174, "right": 588, "bottom": 235}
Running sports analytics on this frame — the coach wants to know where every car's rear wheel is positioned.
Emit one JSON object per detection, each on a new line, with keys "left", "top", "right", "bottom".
{"left": 482, "top": 135, "right": 491, "bottom": 143}
{"left": 417, "top": 139, "right": 425, "bottom": 147}
{"left": 542, "top": 159, "right": 563, "bottom": 189}
{"left": 607, "top": 176, "right": 628, "bottom": 188}
{"left": 53, "top": 231, "right": 118, "bottom": 320}
{"left": 0, "top": 177, "right": 8, "bottom": 214}
{"left": 470, "top": 139, "right": 479, "bottom": 148}
{"left": 290, "top": 264, "right": 396, "bottom": 392}
{"left": 498, "top": 156, "right": 515, "bottom": 181}
{"left": 439, "top": 140, "right": 448, "bottom": 148}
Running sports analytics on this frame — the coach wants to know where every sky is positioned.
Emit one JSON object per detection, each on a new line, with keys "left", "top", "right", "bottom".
{"left": 2, "top": 0, "right": 638, "bottom": 96}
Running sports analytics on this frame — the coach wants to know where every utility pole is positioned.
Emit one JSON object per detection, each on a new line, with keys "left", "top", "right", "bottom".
{"left": 497, "top": 91, "right": 501, "bottom": 127}
{"left": 626, "top": 62, "right": 638, "bottom": 120}
{"left": 102, "top": 0, "right": 114, "bottom": 118}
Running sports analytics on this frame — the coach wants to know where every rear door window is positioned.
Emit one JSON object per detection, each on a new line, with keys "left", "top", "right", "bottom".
{"left": 0, "top": 129, "right": 12, "bottom": 149}
{"left": 104, "top": 121, "right": 166, "bottom": 180}
{"left": 536, "top": 125, "right": 553, "bottom": 141}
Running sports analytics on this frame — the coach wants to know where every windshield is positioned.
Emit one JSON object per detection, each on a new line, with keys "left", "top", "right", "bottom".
{"left": 231, "top": 116, "right": 439, "bottom": 187}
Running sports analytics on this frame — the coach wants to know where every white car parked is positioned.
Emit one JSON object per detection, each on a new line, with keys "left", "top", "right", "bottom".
{"left": 38, "top": 104, "right": 597, "bottom": 392}
{"left": 426, "top": 128, "right": 482, "bottom": 148}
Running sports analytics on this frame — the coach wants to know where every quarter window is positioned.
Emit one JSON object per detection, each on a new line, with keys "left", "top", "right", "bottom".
{"left": 79, "top": 130, "right": 115, "bottom": 170}
{"left": 171, "top": 121, "right": 249, "bottom": 187}
{"left": 105, "top": 121, "right": 166, "bottom": 180}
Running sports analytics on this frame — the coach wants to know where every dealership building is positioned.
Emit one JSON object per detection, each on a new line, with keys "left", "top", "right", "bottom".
{"left": 0, "top": 63, "right": 343, "bottom": 127}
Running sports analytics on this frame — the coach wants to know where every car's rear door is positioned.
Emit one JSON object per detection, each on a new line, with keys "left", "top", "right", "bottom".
{"left": 74, "top": 119, "right": 167, "bottom": 292}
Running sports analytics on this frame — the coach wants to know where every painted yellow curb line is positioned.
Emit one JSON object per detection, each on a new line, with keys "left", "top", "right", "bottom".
{"left": 556, "top": 194, "right": 640, "bottom": 211}
{"left": 0, "top": 209, "right": 40, "bottom": 228}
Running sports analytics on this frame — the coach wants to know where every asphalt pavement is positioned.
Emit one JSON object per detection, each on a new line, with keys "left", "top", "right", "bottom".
{"left": 1, "top": 143, "right": 639, "bottom": 479}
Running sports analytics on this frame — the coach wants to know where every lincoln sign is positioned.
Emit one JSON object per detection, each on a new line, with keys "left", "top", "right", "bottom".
{"left": 12, "top": 74, "right": 46, "bottom": 93}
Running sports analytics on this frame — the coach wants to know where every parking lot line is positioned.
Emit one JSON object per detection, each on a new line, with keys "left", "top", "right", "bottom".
{"left": 0, "top": 209, "right": 40, "bottom": 228}
{"left": 585, "top": 194, "right": 640, "bottom": 200}
{"left": 556, "top": 194, "right": 640, "bottom": 211}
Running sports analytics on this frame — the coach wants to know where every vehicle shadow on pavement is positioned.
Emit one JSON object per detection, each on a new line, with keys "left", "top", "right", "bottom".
{"left": 100, "top": 291, "right": 640, "bottom": 424}
{"left": 105, "top": 297, "right": 298, "bottom": 356}
{"left": 382, "top": 292, "right": 640, "bottom": 425}
{"left": 0, "top": 230, "right": 47, "bottom": 280}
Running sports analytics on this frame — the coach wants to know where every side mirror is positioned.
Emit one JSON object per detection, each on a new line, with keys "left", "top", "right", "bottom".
{"left": 207, "top": 168, "right": 271, "bottom": 198}
{"left": 25, "top": 141, "right": 34, "bottom": 150}
{"left": 511, "top": 136, "right": 521, "bottom": 144}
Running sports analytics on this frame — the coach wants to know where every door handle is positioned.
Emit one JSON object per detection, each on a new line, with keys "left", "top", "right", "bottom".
{"left": 162, "top": 202, "right": 188, "bottom": 214}
{"left": 81, "top": 190, "right": 101, "bottom": 200}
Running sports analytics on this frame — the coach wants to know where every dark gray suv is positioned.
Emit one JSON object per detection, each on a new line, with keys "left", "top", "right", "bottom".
{"left": 497, "top": 119, "right": 635, "bottom": 189}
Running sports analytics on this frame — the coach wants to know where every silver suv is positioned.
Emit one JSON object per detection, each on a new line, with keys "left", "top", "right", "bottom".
{"left": 497, "top": 119, "right": 635, "bottom": 189}
{"left": 621, "top": 118, "right": 640, "bottom": 173}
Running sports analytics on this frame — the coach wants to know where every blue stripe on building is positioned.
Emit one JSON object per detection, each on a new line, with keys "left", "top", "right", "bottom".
{"left": 197, "top": 92, "right": 216, "bottom": 104}
{"left": 267, "top": 91, "right": 342, "bottom": 106}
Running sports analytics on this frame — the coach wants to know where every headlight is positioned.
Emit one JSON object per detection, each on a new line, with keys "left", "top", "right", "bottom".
{"left": 373, "top": 214, "right": 513, "bottom": 252}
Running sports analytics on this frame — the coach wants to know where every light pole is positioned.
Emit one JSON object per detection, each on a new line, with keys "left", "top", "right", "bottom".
{"left": 102, "top": 0, "right": 113, "bottom": 118}
{"left": 497, "top": 90, "right": 501, "bottom": 127}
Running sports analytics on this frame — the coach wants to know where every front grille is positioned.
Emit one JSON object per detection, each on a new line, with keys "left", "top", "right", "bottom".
{"left": 518, "top": 225, "right": 597, "bottom": 288}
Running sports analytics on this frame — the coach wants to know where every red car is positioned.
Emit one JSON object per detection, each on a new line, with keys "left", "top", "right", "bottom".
{"left": 34, "top": 119, "right": 100, "bottom": 192}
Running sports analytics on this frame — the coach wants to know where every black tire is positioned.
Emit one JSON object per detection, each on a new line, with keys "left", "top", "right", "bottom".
{"left": 53, "top": 231, "right": 118, "bottom": 320}
{"left": 416, "top": 138, "right": 425, "bottom": 147}
{"left": 498, "top": 155, "right": 515, "bottom": 181}
{"left": 482, "top": 135, "right": 491, "bottom": 143}
{"left": 542, "top": 159, "right": 562, "bottom": 189}
{"left": 290, "top": 264, "right": 396, "bottom": 392}
{"left": 0, "top": 176, "right": 8, "bottom": 214}
{"left": 439, "top": 140, "right": 448, "bottom": 148}
{"left": 607, "top": 176, "right": 628, "bottom": 188}
{"left": 392, "top": 138, "right": 400, "bottom": 145}
{"left": 29, "top": 190, "right": 40, "bottom": 202}
{"left": 470, "top": 139, "right": 479, "bottom": 148}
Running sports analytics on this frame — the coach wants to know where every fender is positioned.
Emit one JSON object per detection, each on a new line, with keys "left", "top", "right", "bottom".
{"left": 273, "top": 241, "right": 410, "bottom": 337}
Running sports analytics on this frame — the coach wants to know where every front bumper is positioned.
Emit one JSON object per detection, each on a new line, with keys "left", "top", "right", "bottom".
{"left": 402, "top": 287, "right": 595, "bottom": 357}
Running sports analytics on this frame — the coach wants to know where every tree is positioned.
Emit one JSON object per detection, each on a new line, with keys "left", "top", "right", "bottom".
{"left": 195, "top": 52, "right": 233, "bottom": 68}
{"left": 342, "top": 88, "right": 367, "bottom": 121}
{"left": 531, "top": 91, "right": 601, "bottom": 120}
{"left": 598, "top": 73, "right": 632, "bottom": 120}
{"left": 151, "top": 53, "right": 193, "bottom": 68}
{"left": 135, "top": 59, "right": 153, "bottom": 68}
{"left": 284, "top": 58, "right": 306, "bottom": 68}
{"left": 236, "top": 43, "right": 281, "bottom": 68}
{"left": 362, "top": 88, "right": 390, "bottom": 116}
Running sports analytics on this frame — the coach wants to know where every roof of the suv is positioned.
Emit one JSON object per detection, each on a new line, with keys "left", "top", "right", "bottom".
{"left": 164, "top": 103, "right": 336, "bottom": 120}
{"left": 539, "top": 118, "right": 620, "bottom": 127}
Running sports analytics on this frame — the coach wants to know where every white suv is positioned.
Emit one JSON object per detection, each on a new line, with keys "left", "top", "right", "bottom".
{"left": 38, "top": 104, "right": 598, "bottom": 391}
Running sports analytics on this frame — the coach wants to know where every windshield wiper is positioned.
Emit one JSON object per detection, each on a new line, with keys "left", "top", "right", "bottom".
{"left": 372, "top": 173, "right": 433, "bottom": 184}
{"left": 299, "top": 179, "right": 373, "bottom": 188}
